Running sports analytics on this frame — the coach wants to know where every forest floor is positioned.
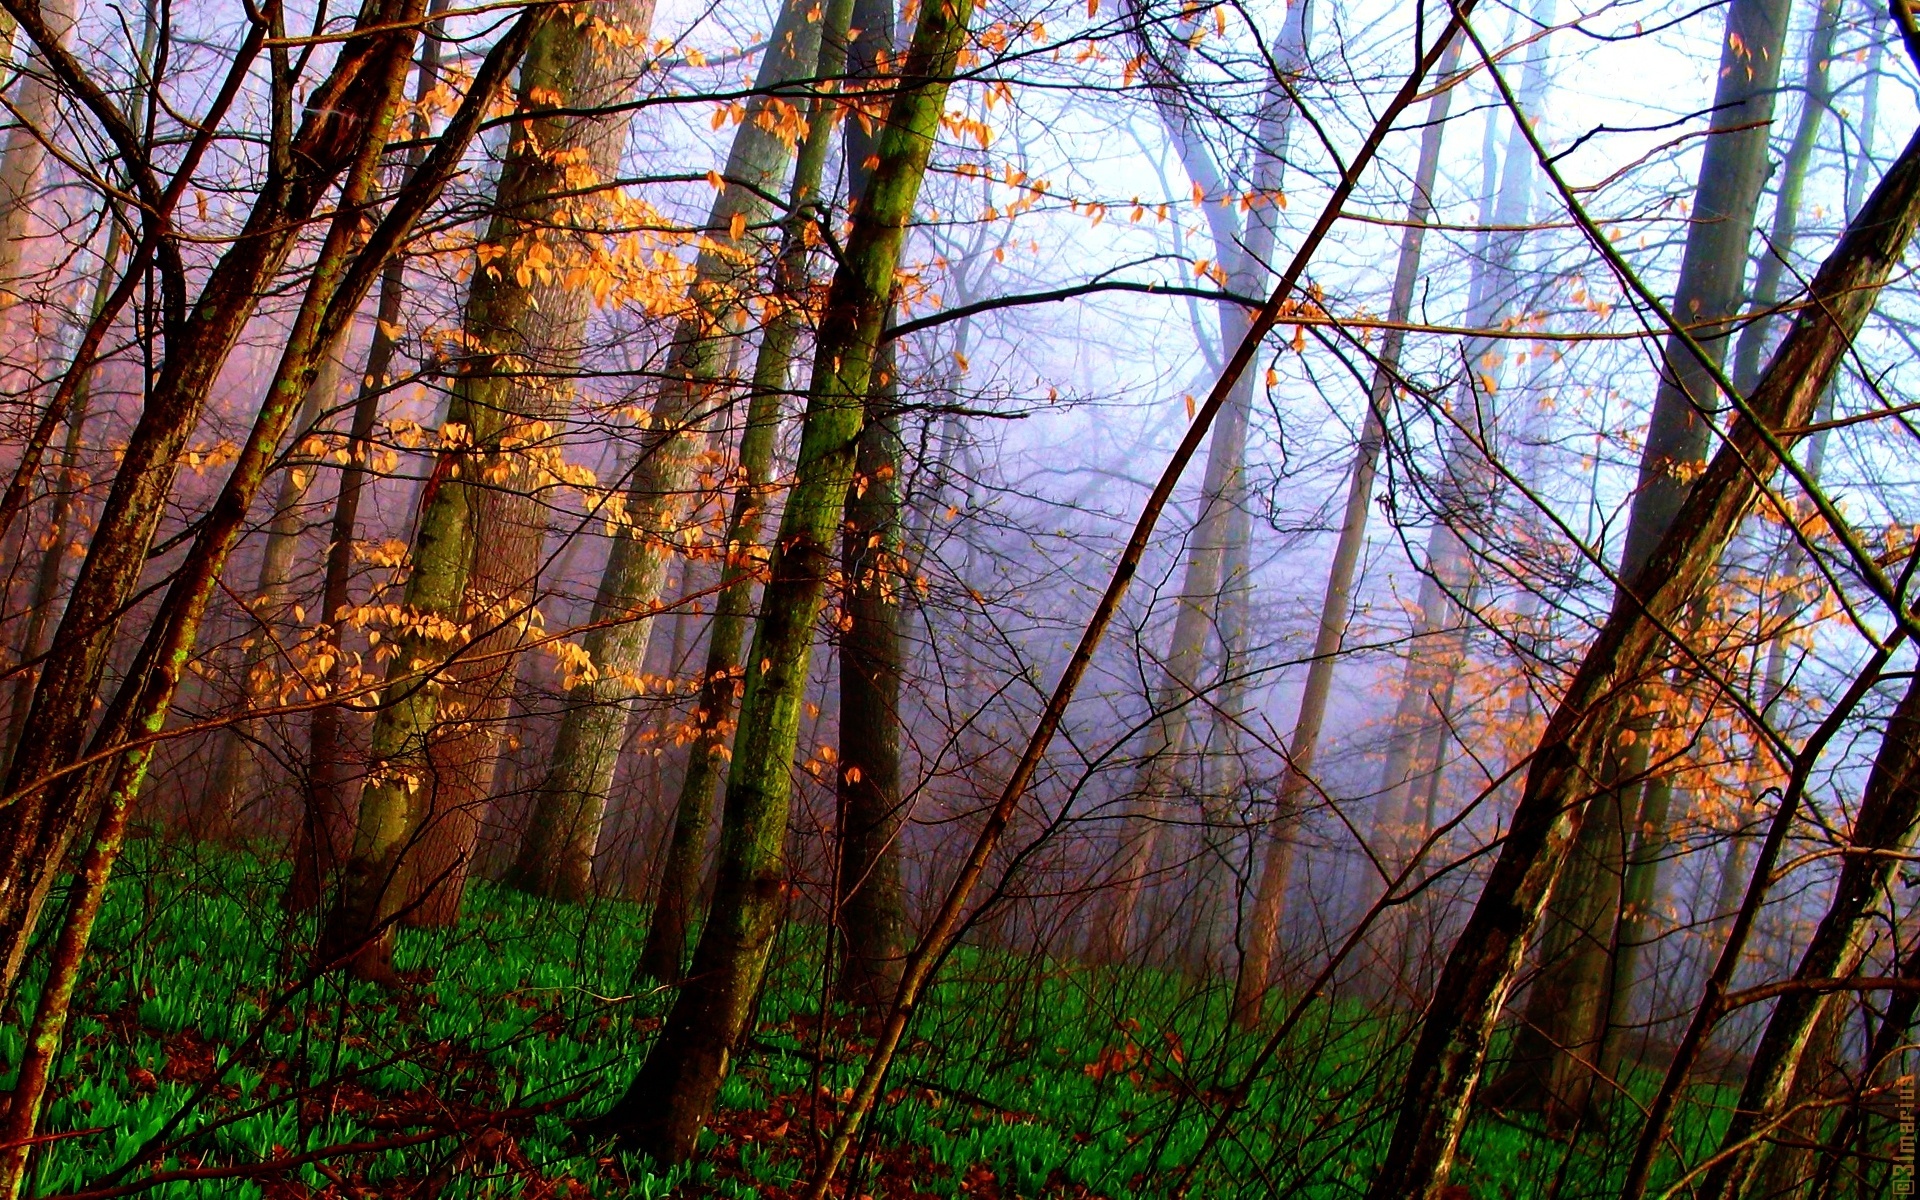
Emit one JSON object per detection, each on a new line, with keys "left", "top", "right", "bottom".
{"left": 10, "top": 839, "right": 1722, "bottom": 1199}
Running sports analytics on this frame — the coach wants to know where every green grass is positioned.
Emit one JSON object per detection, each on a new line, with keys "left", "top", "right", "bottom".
{"left": 12, "top": 840, "right": 1737, "bottom": 1199}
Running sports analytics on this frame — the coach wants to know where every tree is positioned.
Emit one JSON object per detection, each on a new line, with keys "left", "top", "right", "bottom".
{"left": 1231, "top": 26, "right": 1469, "bottom": 1028}
{"left": 1486, "top": 0, "right": 1793, "bottom": 1124}
{"left": 0, "top": 0, "right": 486, "bottom": 1007}
{"left": 586, "top": 0, "right": 980, "bottom": 1158}
{"left": 637, "top": 0, "right": 858, "bottom": 980}
{"left": 507, "top": 0, "right": 837, "bottom": 900}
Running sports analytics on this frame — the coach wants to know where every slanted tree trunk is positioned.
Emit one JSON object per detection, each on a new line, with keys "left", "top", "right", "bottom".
{"left": 293, "top": 3, "right": 451, "bottom": 913}
{"left": 1097, "top": 0, "right": 1304, "bottom": 963}
{"left": 635, "top": 0, "right": 852, "bottom": 975}
{"left": 587, "top": 0, "right": 977, "bottom": 1159}
{"left": 1692, "top": 668, "right": 1920, "bottom": 1200}
{"left": 198, "top": 350, "right": 343, "bottom": 841}
{"left": 1362, "top": 107, "right": 1920, "bottom": 1200}
{"left": 2, "top": 213, "right": 122, "bottom": 771}
{"left": 1488, "top": 0, "right": 1791, "bottom": 1124}
{"left": 507, "top": 0, "right": 832, "bottom": 900}
{"left": 0, "top": 0, "right": 74, "bottom": 305}
{"left": 319, "top": 0, "right": 655, "bottom": 974}
{"left": 0, "top": 0, "right": 457, "bottom": 1007}
{"left": 1229, "top": 29, "right": 1462, "bottom": 1028}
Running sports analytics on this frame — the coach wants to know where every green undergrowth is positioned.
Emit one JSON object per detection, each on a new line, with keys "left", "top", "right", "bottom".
{"left": 10, "top": 840, "right": 1731, "bottom": 1199}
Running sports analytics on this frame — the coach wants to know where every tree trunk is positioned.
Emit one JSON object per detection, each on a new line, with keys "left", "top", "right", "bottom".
{"left": 1694, "top": 668, "right": 1920, "bottom": 1200}
{"left": 1361, "top": 112, "right": 1920, "bottom": 1200}
{"left": 1229, "top": 28, "right": 1462, "bottom": 1027}
{"left": 292, "top": 4, "right": 452, "bottom": 913}
{"left": 836, "top": 346, "right": 907, "bottom": 1013}
{"left": 1097, "top": 0, "right": 1305, "bottom": 963}
{"left": 0, "top": 0, "right": 73, "bottom": 306}
{"left": 634, "top": 0, "right": 851, "bottom": 972}
{"left": 319, "top": 0, "right": 655, "bottom": 974}
{"left": 1714, "top": 0, "right": 1868, "bottom": 940}
{"left": 0, "top": 0, "right": 450, "bottom": 1007}
{"left": 588, "top": 0, "right": 977, "bottom": 1159}
{"left": 0, "top": 5, "right": 535, "bottom": 1177}
{"left": 2, "top": 214, "right": 122, "bottom": 772}
{"left": 508, "top": 0, "right": 832, "bottom": 900}
{"left": 1488, "top": 0, "right": 1791, "bottom": 1121}
{"left": 199, "top": 349, "right": 343, "bottom": 840}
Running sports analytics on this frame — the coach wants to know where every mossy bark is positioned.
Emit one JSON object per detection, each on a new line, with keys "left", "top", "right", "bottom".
{"left": 637, "top": 0, "right": 854, "bottom": 979}
{"left": 508, "top": 0, "right": 833, "bottom": 902}
{"left": 1364, "top": 115, "right": 1920, "bottom": 1200}
{"left": 591, "top": 0, "right": 978, "bottom": 1160}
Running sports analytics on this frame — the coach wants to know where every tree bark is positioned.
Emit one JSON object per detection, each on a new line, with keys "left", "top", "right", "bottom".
{"left": 836, "top": 347, "right": 908, "bottom": 1013}
{"left": 508, "top": 0, "right": 832, "bottom": 900}
{"left": 199, "top": 350, "right": 343, "bottom": 840}
{"left": 0, "top": 0, "right": 73, "bottom": 306}
{"left": 1487, "top": 0, "right": 1791, "bottom": 1121}
{"left": 1097, "top": 0, "right": 1304, "bottom": 963}
{"left": 2, "top": 213, "right": 121, "bottom": 772}
{"left": 292, "top": 3, "right": 451, "bottom": 913}
{"left": 320, "top": 0, "right": 656, "bottom": 973}
{"left": 1363, "top": 99, "right": 1920, "bottom": 1200}
{"left": 0, "top": 3, "right": 537, "bottom": 1179}
{"left": 637, "top": 0, "right": 855, "bottom": 974}
{"left": 1692, "top": 667, "right": 1920, "bottom": 1200}
{"left": 588, "top": 0, "right": 977, "bottom": 1159}
{"left": 1229, "top": 28, "right": 1462, "bottom": 1028}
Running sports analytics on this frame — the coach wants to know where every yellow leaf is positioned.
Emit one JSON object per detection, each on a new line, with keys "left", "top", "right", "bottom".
{"left": 1183, "top": 394, "right": 1195, "bottom": 420}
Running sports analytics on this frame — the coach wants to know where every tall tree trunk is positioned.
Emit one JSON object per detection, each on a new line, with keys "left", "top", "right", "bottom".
{"left": 830, "top": 0, "right": 908, "bottom": 1015}
{"left": 293, "top": 2, "right": 451, "bottom": 913}
{"left": 1361, "top": 107, "right": 1920, "bottom": 1200}
{"left": 2, "top": 213, "right": 122, "bottom": 771}
{"left": 1488, "top": 0, "right": 1791, "bottom": 1123}
{"left": 635, "top": 0, "right": 852, "bottom": 973}
{"left": 1714, "top": 0, "right": 1871, "bottom": 936}
{"left": 0, "top": 0, "right": 452, "bottom": 1007}
{"left": 1097, "top": 0, "right": 1305, "bottom": 962}
{"left": 0, "top": 0, "right": 73, "bottom": 306}
{"left": 198, "top": 349, "right": 343, "bottom": 840}
{"left": 1692, "top": 669, "right": 1920, "bottom": 1200}
{"left": 507, "top": 0, "right": 832, "bottom": 900}
{"left": 836, "top": 347, "right": 907, "bottom": 1013}
{"left": 1229, "top": 29, "right": 1462, "bottom": 1027}
{"left": 1603, "top": 0, "right": 1845, "bottom": 1041}
{"left": 587, "top": 0, "right": 976, "bottom": 1158}
{"left": 319, "top": 0, "right": 655, "bottom": 974}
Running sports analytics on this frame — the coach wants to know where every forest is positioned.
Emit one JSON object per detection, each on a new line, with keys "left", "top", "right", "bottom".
{"left": 0, "top": 0, "right": 1917, "bottom": 1195}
